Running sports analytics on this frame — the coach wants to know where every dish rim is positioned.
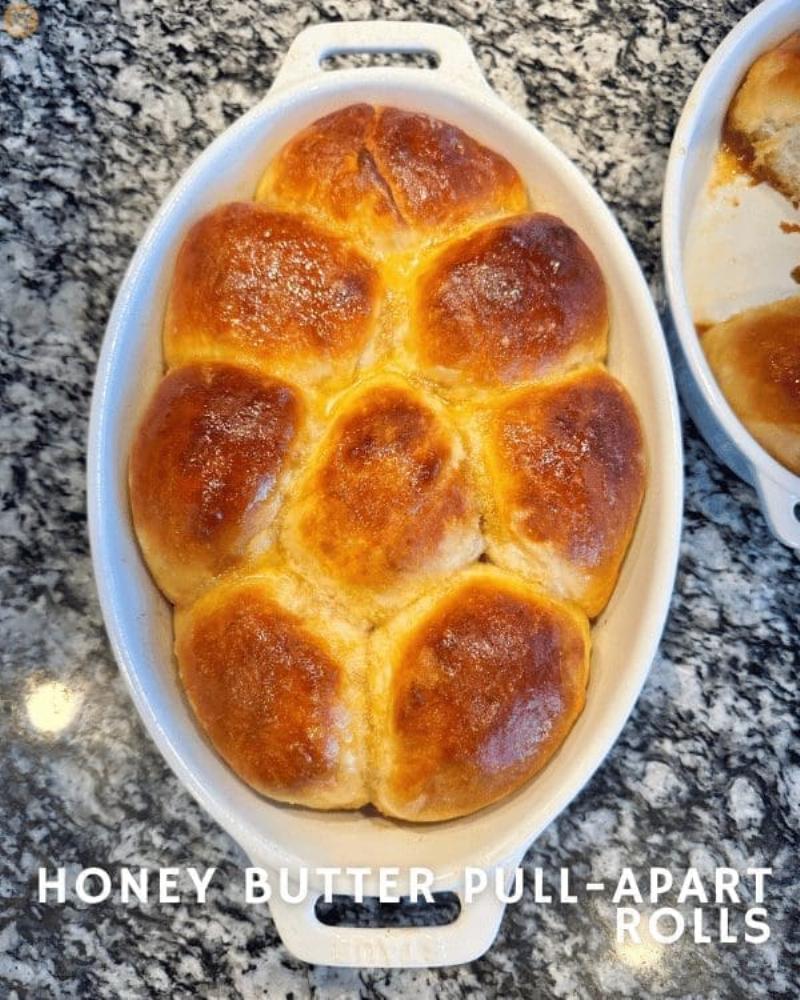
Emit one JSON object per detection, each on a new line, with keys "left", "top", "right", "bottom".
{"left": 662, "top": 0, "right": 800, "bottom": 544}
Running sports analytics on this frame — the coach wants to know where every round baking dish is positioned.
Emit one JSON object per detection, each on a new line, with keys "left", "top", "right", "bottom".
{"left": 88, "top": 21, "right": 683, "bottom": 967}
{"left": 662, "top": 0, "right": 800, "bottom": 549}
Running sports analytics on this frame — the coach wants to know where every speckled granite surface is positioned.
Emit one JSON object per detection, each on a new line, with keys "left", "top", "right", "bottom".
{"left": 1, "top": 0, "right": 798, "bottom": 996}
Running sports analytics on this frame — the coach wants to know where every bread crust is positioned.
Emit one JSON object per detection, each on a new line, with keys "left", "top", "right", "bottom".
{"left": 164, "top": 202, "right": 381, "bottom": 388}
{"left": 702, "top": 296, "right": 800, "bottom": 475}
{"left": 724, "top": 32, "right": 800, "bottom": 204}
{"left": 175, "top": 572, "right": 369, "bottom": 809}
{"left": 411, "top": 214, "right": 608, "bottom": 392}
{"left": 256, "top": 104, "right": 527, "bottom": 254}
{"left": 281, "top": 372, "right": 482, "bottom": 621}
{"left": 129, "top": 362, "right": 302, "bottom": 605}
{"left": 369, "top": 566, "right": 590, "bottom": 822}
{"left": 476, "top": 366, "right": 646, "bottom": 618}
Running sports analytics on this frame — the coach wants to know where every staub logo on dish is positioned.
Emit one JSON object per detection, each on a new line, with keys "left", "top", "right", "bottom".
{"left": 36, "top": 864, "right": 772, "bottom": 946}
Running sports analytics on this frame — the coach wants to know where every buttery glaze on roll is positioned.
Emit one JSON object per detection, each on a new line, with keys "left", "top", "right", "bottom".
{"left": 412, "top": 213, "right": 608, "bottom": 390}
{"left": 129, "top": 363, "right": 302, "bottom": 605}
{"left": 282, "top": 373, "right": 482, "bottom": 618}
{"left": 724, "top": 32, "right": 800, "bottom": 205}
{"left": 164, "top": 202, "right": 381, "bottom": 386}
{"left": 175, "top": 572, "right": 368, "bottom": 809}
{"left": 479, "top": 366, "right": 645, "bottom": 617}
{"left": 702, "top": 297, "right": 800, "bottom": 475}
{"left": 369, "top": 566, "right": 590, "bottom": 822}
{"left": 257, "top": 104, "right": 527, "bottom": 253}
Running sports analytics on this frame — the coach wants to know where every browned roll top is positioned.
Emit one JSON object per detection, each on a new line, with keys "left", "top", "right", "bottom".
{"left": 486, "top": 367, "right": 645, "bottom": 617}
{"left": 175, "top": 575, "right": 368, "bottom": 808}
{"left": 413, "top": 213, "right": 608, "bottom": 387}
{"left": 179, "top": 586, "right": 341, "bottom": 791}
{"left": 371, "top": 567, "right": 590, "bottom": 821}
{"left": 129, "top": 363, "right": 301, "bottom": 605}
{"left": 282, "top": 376, "right": 481, "bottom": 613}
{"left": 257, "top": 104, "right": 527, "bottom": 251}
{"left": 165, "top": 202, "right": 380, "bottom": 380}
{"left": 702, "top": 296, "right": 800, "bottom": 475}
{"left": 310, "top": 385, "right": 467, "bottom": 579}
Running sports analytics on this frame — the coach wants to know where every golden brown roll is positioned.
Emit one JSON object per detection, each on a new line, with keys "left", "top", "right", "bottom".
{"left": 702, "top": 296, "right": 800, "bottom": 475}
{"left": 411, "top": 213, "right": 608, "bottom": 391}
{"left": 129, "top": 363, "right": 302, "bottom": 605}
{"left": 164, "top": 202, "right": 381, "bottom": 386}
{"left": 256, "top": 104, "right": 527, "bottom": 254}
{"left": 725, "top": 31, "right": 800, "bottom": 204}
{"left": 369, "top": 565, "right": 590, "bottom": 822}
{"left": 175, "top": 572, "right": 368, "bottom": 809}
{"left": 281, "top": 372, "right": 482, "bottom": 618}
{"left": 476, "top": 366, "right": 645, "bottom": 617}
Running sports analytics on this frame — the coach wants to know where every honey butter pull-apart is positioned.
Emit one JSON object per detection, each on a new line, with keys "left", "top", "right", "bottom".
{"left": 474, "top": 366, "right": 645, "bottom": 619}
{"left": 129, "top": 362, "right": 303, "bottom": 606}
{"left": 129, "top": 104, "right": 646, "bottom": 820}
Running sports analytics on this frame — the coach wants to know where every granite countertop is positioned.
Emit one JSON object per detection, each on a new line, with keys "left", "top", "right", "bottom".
{"left": 1, "top": 0, "right": 798, "bottom": 996}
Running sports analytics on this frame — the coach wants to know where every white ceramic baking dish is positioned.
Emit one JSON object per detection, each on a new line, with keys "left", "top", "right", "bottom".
{"left": 87, "top": 21, "right": 683, "bottom": 967}
{"left": 663, "top": 0, "right": 800, "bottom": 548}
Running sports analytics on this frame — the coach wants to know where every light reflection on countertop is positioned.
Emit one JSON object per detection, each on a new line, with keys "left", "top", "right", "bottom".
{"left": 25, "top": 680, "right": 82, "bottom": 735}
{"left": 614, "top": 920, "right": 666, "bottom": 972}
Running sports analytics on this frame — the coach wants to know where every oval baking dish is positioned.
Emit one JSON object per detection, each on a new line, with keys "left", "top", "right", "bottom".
{"left": 88, "top": 21, "right": 683, "bottom": 967}
{"left": 663, "top": 0, "right": 800, "bottom": 549}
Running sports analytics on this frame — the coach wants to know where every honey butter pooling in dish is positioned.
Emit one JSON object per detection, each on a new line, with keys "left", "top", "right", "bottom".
{"left": 129, "top": 104, "right": 646, "bottom": 822}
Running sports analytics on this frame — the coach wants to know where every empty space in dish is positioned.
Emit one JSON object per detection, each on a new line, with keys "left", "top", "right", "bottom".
{"left": 685, "top": 154, "right": 800, "bottom": 328}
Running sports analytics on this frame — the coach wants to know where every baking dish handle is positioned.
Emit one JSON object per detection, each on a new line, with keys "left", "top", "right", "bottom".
{"left": 755, "top": 474, "right": 800, "bottom": 549}
{"left": 269, "top": 21, "right": 492, "bottom": 95}
{"left": 265, "top": 860, "right": 522, "bottom": 968}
